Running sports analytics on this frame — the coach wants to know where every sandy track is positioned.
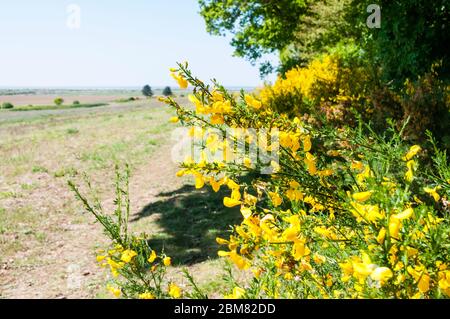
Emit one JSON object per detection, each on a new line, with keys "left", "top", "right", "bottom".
{"left": 0, "top": 143, "right": 182, "bottom": 298}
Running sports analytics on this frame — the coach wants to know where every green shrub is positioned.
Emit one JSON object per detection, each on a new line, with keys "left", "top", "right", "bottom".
{"left": 54, "top": 98, "right": 64, "bottom": 106}
{"left": 115, "top": 97, "right": 136, "bottom": 103}
{"left": 1, "top": 102, "right": 14, "bottom": 109}
{"left": 400, "top": 73, "right": 450, "bottom": 144}
{"left": 66, "top": 128, "right": 79, "bottom": 135}
{"left": 73, "top": 100, "right": 80, "bottom": 105}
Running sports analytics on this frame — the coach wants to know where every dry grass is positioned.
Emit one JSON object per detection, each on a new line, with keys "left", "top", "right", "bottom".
{"left": 0, "top": 97, "right": 242, "bottom": 298}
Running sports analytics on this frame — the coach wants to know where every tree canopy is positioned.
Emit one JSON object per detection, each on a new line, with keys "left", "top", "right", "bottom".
{"left": 199, "top": 0, "right": 449, "bottom": 86}
{"left": 142, "top": 85, "right": 153, "bottom": 97}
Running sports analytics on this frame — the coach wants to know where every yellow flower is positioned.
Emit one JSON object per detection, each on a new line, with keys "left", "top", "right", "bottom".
{"left": 282, "top": 226, "right": 299, "bottom": 242}
{"left": 216, "top": 237, "right": 229, "bottom": 245}
{"left": 351, "top": 161, "right": 364, "bottom": 171}
{"left": 376, "top": 227, "right": 386, "bottom": 244}
{"left": 188, "top": 94, "right": 206, "bottom": 113}
{"left": 138, "top": 292, "right": 155, "bottom": 299}
{"left": 230, "top": 251, "right": 250, "bottom": 270}
{"left": 240, "top": 207, "right": 252, "bottom": 219}
{"left": 210, "top": 114, "right": 225, "bottom": 125}
{"left": 303, "top": 135, "right": 312, "bottom": 152}
{"left": 351, "top": 202, "right": 384, "bottom": 223}
{"left": 171, "top": 72, "right": 188, "bottom": 89}
{"left": 195, "top": 175, "right": 205, "bottom": 189}
{"left": 405, "top": 160, "right": 417, "bottom": 182}
{"left": 120, "top": 249, "right": 138, "bottom": 263}
{"left": 209, "top": 177, "right": 221, "bottom": 192}
{"left": 176, "top": 170, "right": 186, "bottom": 177}
{"left": 169, "top": 116, "right": 179, "bottom": 123}
{"left": 393, "top": 207, "right": 414, "bottom": 220}
{"left": 252, "top": 268, "right": 262, "bottom": 279}
{"left": 418, "top": 274, "right": 430, "bottom": 293}
{"left": 370, "top": 267, "right": 393, "bottom": 285}
{"left": 243, "top": 157, "right": 252, "bottom": 168}
{"left": 352, "top": 191, "right": 373, "bottom": 202}
{"left": 339, "top": 260, "right": 354, "bottom": 282}
{"left": 286, "top": 188, "right": 303, "bottom": 202}
{"left": 211, "top": 90, "right": 224, "bottom": 102}
{"left": 244, "top": 94, "right": 262, "bottom": 109}
{"left": 223, "top": 197, "right": 242, "bottom": 208}
{"left": 96, "top": 255, "right": 106, "bottom": 262}
{"left": 292, "top": 239, "right": 310, "bottom": 261}
{"left": 107, "top": 284, "right": 121, "bottom": 298}
{"left": 424, "top": 186, "right": 440, "bottom": 202}
{"left": 352, "top": 255, "right": 376, "bottom": 281}
{"left": 304, "top": 152, "right": 317, "bottom": 175}
{"left": 356, "top": 165, "right": 373, "bottom": 184}
{"left": 243, "top": 192, "right": 258, "bottom": 206}
{"left": 318, "top": 169, "right": 334, "bottom": 177}
{"left": 106, "top": 257, "right": 124, "bottom": 277}
{"left": 313, "top": 254, "right": 326, "bottom": 265}
{"left": 163, "top": 257, "right": 172, "bottom": 267}
{"left": 404, "top": 145, "right": 422, "bottom": 161}
{"left": 389, "top": 217, "right": 401, "bottom": 239}
{"left": 168, "top": 283, "right": 182, "bottom": 298}
{"left": 220, "top": 250, "right": 250, "bottom": 270}
{"left": 218, "top": 250, "right": 230, "bottom": 257}
{"left": 438, "top": 270, "right": 450, "bottom": 296}
{"left": 226, "top": 287, "right": 246, "bottom": 299}
{"left": 148, "top": 250, "right": 157, "bottom": 263}
{"left": 269, "top": 191, "right": 283, "bottom": 207}
{"left": 227, "top": 179, "right": 240, "bottom": 190}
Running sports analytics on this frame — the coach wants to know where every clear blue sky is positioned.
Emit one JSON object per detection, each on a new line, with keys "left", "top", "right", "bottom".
{"left": 0, "top": 0, "right": 277, "bottom": 88}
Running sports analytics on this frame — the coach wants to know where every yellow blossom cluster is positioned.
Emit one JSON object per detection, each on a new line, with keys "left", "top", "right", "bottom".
{"left": 159, "top": 63, "right": 450, "bottom": 299}
{"left": 81, "top": 62, "right": 449, "bottom": 300}
{"left": 260, "top": 55, "right": 339, "bottom": 103}
{"left": 257, "top": 55, "right": 368, "bottom": 123}
{"left": 96, "top": 240, "right": 181, "bottom": 299}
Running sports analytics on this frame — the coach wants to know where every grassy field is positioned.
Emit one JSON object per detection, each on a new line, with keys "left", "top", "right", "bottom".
{"left": 0, "top": 98, "right": 243, "bottom": 298}
{"left": 9, "top": 103, "right": 108, "bottom": 112}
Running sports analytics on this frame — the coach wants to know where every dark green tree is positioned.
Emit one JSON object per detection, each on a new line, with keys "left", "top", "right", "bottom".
{"left": 1, "top": 102, "right": 14, "bottom": 109}
{"left": 162, "top": 86, "right": 173, "bottom": 96}
{"left": 142, "top": 85, "right": 153, "bottom": 97}
{"left": 199, "top": 0, "right": 449, "bottom": 85}
{"left": 199, "top": 0, "right": 311, "bottom": 75}
{"left": 346, "top": 0, "right": 449, "bottom": 87}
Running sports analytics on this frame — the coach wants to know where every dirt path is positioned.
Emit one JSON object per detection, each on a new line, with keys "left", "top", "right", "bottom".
{"left": 0, "top": 98, "right": 238, "bottom": 299}
{"left": 0, "top": 140, "right": 182, "bottom": 299}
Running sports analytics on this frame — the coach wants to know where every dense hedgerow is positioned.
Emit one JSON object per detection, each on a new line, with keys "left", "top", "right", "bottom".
{"left": 72, "top": 62, "right": 450, "bottom": 299}
{"left": 1, "top": 102, "right": 14, "bottom": 109}
{"left": 54, "top": 97, "right": 64, "bottom": 106}
{"left": 259, "top": 52, "right": 450, "bottom": 147}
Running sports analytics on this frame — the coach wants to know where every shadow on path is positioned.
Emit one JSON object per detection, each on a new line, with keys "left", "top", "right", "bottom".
{"left": 131, "top": 185, "right": 242, "bottom": 265}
